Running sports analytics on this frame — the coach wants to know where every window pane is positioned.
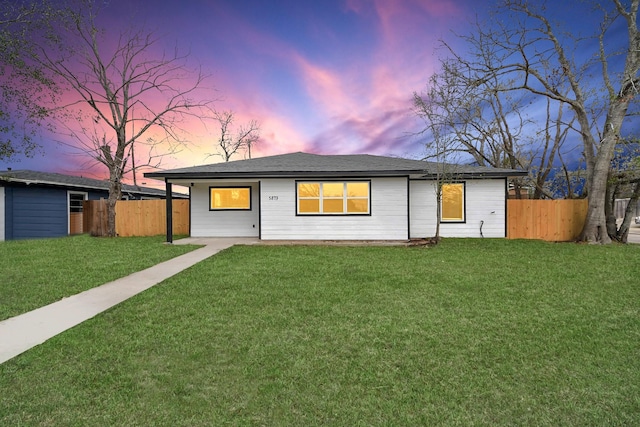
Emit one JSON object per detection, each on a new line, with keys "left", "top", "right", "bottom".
{"left": 210, "top": 188, "right": 251, "bottom": 210}
{"left": 69, "top": 194, "right": 85, "bottom": 213}
{"left": 297, "top": 181, "right": 369, "bottom": 215}
{"left": 298, "top": 183, "right": 320, "bottom": 198}
{"left": 323, "top": 198, "right": 344, "bottom": 213}
{"left": 299, "top": 199, "right": 320, "bottom": 213}
{"left": 346, "top": 182, "right": 369, "bottom": 197}
{"left": 442, "top": 183, "right": 464, "bottom": 221}
{"left": 323, "top": 182, "right": 344, "bottom": 198}
{"left": 347, "top": 199, "right": 368, "bottom": 213}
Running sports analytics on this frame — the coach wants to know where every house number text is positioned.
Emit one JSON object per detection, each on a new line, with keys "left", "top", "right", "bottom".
{"left": 269, "top": 196, "right": 279, "bottom": 200}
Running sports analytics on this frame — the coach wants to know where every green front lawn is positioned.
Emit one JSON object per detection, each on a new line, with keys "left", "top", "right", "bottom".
{"left": 0, "top": 235, "right": 198, "bottom": 321}
{"left": 1, "top": 240, "right": 639, "bottom": 425}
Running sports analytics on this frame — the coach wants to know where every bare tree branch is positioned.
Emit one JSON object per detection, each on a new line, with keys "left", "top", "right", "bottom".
{"left": 15, "top": 0, "right": 215, "bottom": 236}
{"left": 206, "top": 110, "right": 260, "bottom": 162}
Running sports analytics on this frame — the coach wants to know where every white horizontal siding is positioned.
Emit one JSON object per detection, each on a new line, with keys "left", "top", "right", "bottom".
{"left": 260, "top": 177, "right": 408, "bottom": 240}
{"left": 190, "top": 181, "right": 259, "bottom": 237}
{"left": 409, "top": 180, "right": 437, "bottom": 238}
{"left": 0, "top": 187, "right": 4, "bottom": 241}
{"left": 410, "top": 179, "right": 507, "bottom": 238}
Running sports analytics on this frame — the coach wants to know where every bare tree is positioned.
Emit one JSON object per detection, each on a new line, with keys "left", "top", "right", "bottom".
{"left": 415, "top": 55, "right": 573, "bottom": 201}
{"left": 207, "top": 110, "right": 260, "bottom": 162}
{"left": 447, "top": 0, "right": 640, "bottom": 243}
{"left": 13, "top": 1, "right": 214, "bottom": 236}
{"left": 413, "top": 81, "right": 463, "bottom": 242}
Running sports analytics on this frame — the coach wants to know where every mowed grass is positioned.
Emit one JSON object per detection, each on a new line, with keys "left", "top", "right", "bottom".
{"left": 0, "top": 234, "right": 198, "bottom": 321}
{"left": 1, "top": 239, "right": 639, "bottom": 425}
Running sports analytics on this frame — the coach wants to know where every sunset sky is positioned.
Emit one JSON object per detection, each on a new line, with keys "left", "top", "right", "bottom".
{"left": 0, "top": 0, "right": 484, "bottom": 181}
{"left": 0, "top": 0, "right": 631, "bottom": 186}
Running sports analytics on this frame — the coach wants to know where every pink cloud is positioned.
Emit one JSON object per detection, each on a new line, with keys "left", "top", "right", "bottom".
{"left": 173, "top": 0, "right": 469, "bottom": 162}
{"left": 291, "top": 54, "right": 359, "bottom": 119}
{"left": 1, "top": 0, "right": 481, "bottom": 180}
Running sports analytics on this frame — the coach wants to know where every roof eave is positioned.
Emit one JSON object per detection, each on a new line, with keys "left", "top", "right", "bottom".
{"left": 0, "top": 177, "right": 109, "bottom": 191}
{"left": 146, "top": 169, "right": 528, "bottom": 180}
{"left": 420, "top": 171, "right": 529, "bottom": 179}
{"left": 145, "top": 170, "right": 430, "bottom": 180}
{"left": 1, "top": 176, "right": 167, "bottom": 196}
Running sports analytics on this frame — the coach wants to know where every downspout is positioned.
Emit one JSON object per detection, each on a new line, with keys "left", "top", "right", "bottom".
{"left": 504, "top": 178, "right": 508, "bottom": 238}
{"left": 258, "top": 181, "right": 262, "bottom": 240}
{"left": 166, "top": 180, "right": 173, "bottom": 243}
{"left": 406, "top": 177, "right": 411, "bottom": 240}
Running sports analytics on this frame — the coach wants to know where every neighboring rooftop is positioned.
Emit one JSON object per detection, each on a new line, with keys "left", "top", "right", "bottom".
{"left": 0, "top": 170, "right": 186, "bottom": 198}
{"left": 145, "top": 152, "right": 527, "bottom": 180}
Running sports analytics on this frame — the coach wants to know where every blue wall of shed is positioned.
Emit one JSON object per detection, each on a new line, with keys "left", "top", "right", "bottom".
{"left": 3, "top": 187, "right": 110, "bottom": 240}
{"left": 4, "top": 186, "right": 69, "bottom": 240}
{"left": 87, "top": 191, "right": 105, "bottom": 201}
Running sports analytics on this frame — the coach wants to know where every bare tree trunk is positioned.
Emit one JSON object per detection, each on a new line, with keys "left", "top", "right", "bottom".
{"left": 579, "top": 114, "right": 627, "bottom": 244}
{"left": 605, "top": 177, "right": 618, "bottom": 239}
{"left": 106, "top": 169, "right": 122, "bottom": 237}
{"left": 616, "top": 181, "right": 640, "bottom": 243}
{"left": 580, "top": 179, "right": 611, "bottom": 244}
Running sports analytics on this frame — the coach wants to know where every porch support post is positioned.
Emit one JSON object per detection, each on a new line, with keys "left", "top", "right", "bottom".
{"left": 165, "top": 180, "right": 173, "bottom": 243}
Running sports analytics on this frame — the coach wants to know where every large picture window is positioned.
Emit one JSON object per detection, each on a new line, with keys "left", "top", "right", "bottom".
{"left": 297, "top": 181, "right": 370, "bottom": 215}
{"left": 441, "top": 183, "right": 465, "bottom": 222}
{"left": 209, "top": 187, "right": 251, "bottom": 210}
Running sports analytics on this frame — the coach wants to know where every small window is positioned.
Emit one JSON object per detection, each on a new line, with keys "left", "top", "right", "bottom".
{"left": 68, "top": 192, "right": 87, "bottom": 213}
{"left": 441, "top": 183, "right": 465, "bottom": 222}
{"left": 209, "top": 187, "right": 251, "bottom": 210}
{"left": 297, "top": 181, "right": 370, "bottom": 215}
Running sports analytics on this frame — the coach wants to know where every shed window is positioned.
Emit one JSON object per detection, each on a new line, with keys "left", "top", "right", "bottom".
{"left": 209, "top": 187, "right": 251, "bottom": 210}
{"left": 441, "top": 183, "right": 465, "bottom": 222}
{"left": 68, "top": 192, "right": 87, "bottom": 213}
{"left": 297, "top": 181, "right": 370, "bottom": 215}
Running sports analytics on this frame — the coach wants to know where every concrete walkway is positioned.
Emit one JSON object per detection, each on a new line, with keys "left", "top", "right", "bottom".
{"left": 0, "top": 238, "right": 257, "bottom": 365}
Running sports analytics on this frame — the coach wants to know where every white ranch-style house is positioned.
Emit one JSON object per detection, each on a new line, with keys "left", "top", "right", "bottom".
{"left": 144, "top": 152, "right": 527, "bottom": 242}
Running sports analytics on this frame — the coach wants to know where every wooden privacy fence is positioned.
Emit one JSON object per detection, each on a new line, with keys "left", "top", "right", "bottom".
{"left": 507, "top": 199, "right": 588, "bottom": 241}
{"left": 83, "top": 199, "right": 189, "bottom": 237}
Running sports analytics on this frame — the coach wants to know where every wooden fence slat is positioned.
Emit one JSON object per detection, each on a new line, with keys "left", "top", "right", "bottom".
{"left": 83, "top": 199, "right": 108, "bottom": 237}
{"left": 84, "top": 199, "right": 189, "bottom": 237}
{"left": 507, "top": 199, "right": 587, "bottom": 241}
{"left": 69, "top": 212, "right": 83, "bottom": 235}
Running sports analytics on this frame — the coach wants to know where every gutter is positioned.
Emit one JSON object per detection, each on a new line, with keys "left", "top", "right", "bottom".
{"left": 146, "top": 170, "right": 529, "bottom": 181}
{"left": 0, "top": 175, "right": 174, "bottom": 197}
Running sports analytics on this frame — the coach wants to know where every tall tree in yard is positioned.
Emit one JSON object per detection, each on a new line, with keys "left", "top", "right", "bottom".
{"left": 9, "top": 0, "right": 212, "bottom": 236}
{"left": 432, "top": 0, "right": 639, "bottom": 243}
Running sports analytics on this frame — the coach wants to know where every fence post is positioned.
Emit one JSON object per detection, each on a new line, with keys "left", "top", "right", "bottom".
{"left": 166, "top": 182, "right": 173, "bottom": 243}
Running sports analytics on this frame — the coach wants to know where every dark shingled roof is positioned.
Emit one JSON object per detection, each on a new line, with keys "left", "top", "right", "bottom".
{"left": 144, "top": 152, "right": 527, "bottom": 180}
{"left": 0, "top": 170, "right": 185, "bottom": 198}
